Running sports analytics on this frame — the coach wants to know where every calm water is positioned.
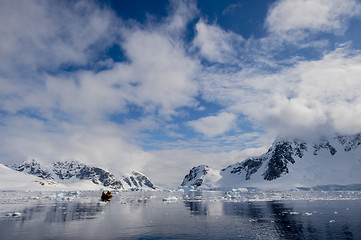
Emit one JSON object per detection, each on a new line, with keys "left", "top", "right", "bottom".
{"left": 1, "top": 191, "right": 361, "bottom": 240}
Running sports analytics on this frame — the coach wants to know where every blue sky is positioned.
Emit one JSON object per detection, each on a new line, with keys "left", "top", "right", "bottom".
{"left": 1, "top": 0, "right": 361, "bottom": 187}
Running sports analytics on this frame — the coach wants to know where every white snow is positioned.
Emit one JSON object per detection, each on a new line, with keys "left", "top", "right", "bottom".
{"left": 60, "top": 179, "right": 112, "bottom": 191}
{"left": 0, "top": 163, "right": 66, "bottom": 191}
{"left": 199, "top": 167, "right": 222, "bottom": 189}
{"left": 0, "top": 163, "right": 116, "bottom": 191}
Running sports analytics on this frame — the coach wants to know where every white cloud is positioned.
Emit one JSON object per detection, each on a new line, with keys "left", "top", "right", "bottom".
{"left": 193, "top": 20, "right": 244, "bottom": 63}
{"left": 0, "top": 0, "right": 116, "bottom": 77}
{"left": 266, "top": 0, "right": 361, "bottom": 41}
{"left": 200, "top": 45, "right": 361, "bottom": 138}
{"left": 188, "top": 112, "right": 237, "bottom": 137}
{"left": 121, "top": 30, "right": 199, "bottom": 116}
{"left": 0, "top": 115, "right": 153, "bottom": 176}
{"left": 0, "top": 0, "right": 199, "bottom": 119}
{"left": 165, "top": 0, "right": 199, "bottom": 33}
{"left": 192, "top": 1, "right": 361, "bottom": 140}
{"left": 0, "top": 0, "right": 201, "bottom": 186}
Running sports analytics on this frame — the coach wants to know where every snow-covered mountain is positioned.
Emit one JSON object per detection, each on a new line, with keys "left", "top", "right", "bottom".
{"left": 0, "top": 163, "right": 66, "bottom": 190}
{"left": 181, "top": 165, "right": 222, "bottom": 189}
{"left": 13, "top": 159, "right": 157, "bottom": 190}
{"left": 181, "top": 134, "right": 361, "bottom": 190}
{"left": 181, "top": 165, "right": 208, "bottom": 187}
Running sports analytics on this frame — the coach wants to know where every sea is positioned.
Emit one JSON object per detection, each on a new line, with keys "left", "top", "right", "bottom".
{"left": 0, "top": 190, "right": 361, "bottom": 240}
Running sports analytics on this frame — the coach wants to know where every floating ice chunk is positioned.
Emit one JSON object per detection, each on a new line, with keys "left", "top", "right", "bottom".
{"left": 232, "top": 188, "right": 248, "bottom": 193}
{"left": 6, "top": 212, "right": 22, "bottom": 217}
{"left": 305, "top": 212, "right": 313, "bottom": 216}
{"left": 289, "top": 211, "right": 299, "bottom": 215}
{"left": 329, "top": 220, "right": 335, "bottom": 223}
{"left": 55, "top": 193, "right": 64, "bottom": 198}
{"left": 163, "top": 197, "right": 178, "bottom": 202}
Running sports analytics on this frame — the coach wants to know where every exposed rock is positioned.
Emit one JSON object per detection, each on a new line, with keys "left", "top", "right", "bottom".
{"left": 14, "top": 160, "right": 156, "bottom": 190}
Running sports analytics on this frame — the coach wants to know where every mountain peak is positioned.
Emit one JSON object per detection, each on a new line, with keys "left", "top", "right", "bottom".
{"left": 181, "top": 165, "right": 209, "bottom": 187}
{"left": 14, "top": 158, "right": 53, "bottom": 180}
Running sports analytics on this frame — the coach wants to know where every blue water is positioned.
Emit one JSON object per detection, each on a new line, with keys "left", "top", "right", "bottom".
{"left": 1, "top": 191, "right": 361, "bottom": 239}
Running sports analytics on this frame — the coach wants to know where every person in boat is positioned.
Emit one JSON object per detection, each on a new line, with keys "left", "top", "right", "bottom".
{"left": 101, "top": 191, "right": 112, "bottom": 201}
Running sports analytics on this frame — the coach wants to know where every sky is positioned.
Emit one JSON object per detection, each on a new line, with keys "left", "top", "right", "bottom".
{"left": 1, "top": 0, "right": 361, "bottom": 188}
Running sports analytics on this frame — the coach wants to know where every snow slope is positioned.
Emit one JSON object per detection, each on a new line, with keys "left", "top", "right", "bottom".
{"left": 0, "top": 163, "right": 66, "bottom": 191}
{"left": 181, "top": 134, "right": 361, "bottom": 190}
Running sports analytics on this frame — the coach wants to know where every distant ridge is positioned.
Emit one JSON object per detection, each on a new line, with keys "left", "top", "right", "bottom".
{"left": 14, "top": 159, "right": 157, "bottom": 190}
{"left": 181, "top": 134, "right": 361, "bottom": 190}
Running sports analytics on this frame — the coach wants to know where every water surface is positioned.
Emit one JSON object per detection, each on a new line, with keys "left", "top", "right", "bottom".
{"left": 1, "top": 191, "right": 361, "bottom": 239}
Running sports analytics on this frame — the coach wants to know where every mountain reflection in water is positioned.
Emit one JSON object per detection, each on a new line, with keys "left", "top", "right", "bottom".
{"left": 182, "top": 192, "right": 361, "bottom": 240}
{"left": 3, "top": 202, "right": 105, "bottom": 223}
{"left": 0, "top": 191, "right": 360, "bottom": 240}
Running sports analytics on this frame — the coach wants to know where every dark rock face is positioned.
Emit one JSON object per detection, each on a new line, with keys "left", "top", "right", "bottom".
{"left": 222, "top": 139, "right": 308, "bottom": 182}
{"left": 228, "top": 158, "right": 264, "bottom": 180}
{"left": 52, "top": 161, "right": 124, "bottom": 189}
{"left": 181, "top": 165, "right": 208, "bottom": 187}
{"left": 14, "top": 160, "right": 156, "bottom": 190}
{"left": 263, "top": 141, "right": 297, "bottom": 181}
{"left": 264, "top": 140, "right": 310, "bottom": 181}
{"left": 336, "top": 134, "right": 361, "bottom": 152}
{"left": 313, "top": 139, "right": 337, "bottom": 156}
{"left": 131, "top": 171, "right": 157, "bottom": 189}
{"left": 14, "top": 159, "right": 53, "bottom": 180}
{"left": 53, "top": 161, "right": 85, "bottom": 180}
{"left": 242, "top": 159, "right": 264, "bottom": 180}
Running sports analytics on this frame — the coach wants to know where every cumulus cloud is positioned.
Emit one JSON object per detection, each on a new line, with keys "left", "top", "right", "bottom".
{"left": 0, "top": 0, "right": 200, "bottom": 177}
{"left": 192, "top": 0, "right": 361, "bottom": 140}
{"left": 121, "top": 30, "right": 199, "bottom": 116}
{"left": 0, "top": 114, "right": 152, "bottom": 176}
{"left": 266, "top": 0, "right": 361, "bottom": 41}
{"left": 39, "top": 33, "right": 199, "bottom": 121}
{"left": 193, "top": 20, "right": 244, "bottom": 63}
{"left": 0, "top": 0, "right": 199, "bottom": 119}
{"left": 200, "top": 45, "right": 361, "bottom": 138}
{"left": 290, "top": 47, "right": 361, "bottom": 134}
{"left": 0, "top": 0, "right": 116, "bottom": 77}
{"left": 188, "top": 112, "right": 237, "bottom": 137}
{"left": 165, "top": 0, "right": 199, "bottom": 33}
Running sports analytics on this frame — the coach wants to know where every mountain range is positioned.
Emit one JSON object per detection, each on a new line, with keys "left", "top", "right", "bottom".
{"left": 12, "top": 159, "right": 157, "bottom": 190}
{"left": 181, "top": 134, "right": 361, "bottom": 190}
